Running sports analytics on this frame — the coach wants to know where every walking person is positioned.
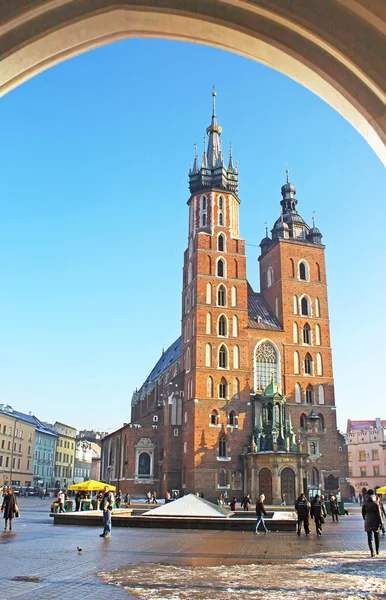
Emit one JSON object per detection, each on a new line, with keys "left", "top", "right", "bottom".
{"left": 100, "top": 485, "right": 114, "bottom": 538}
{"left": 1, "top": 487, "right": 18, "bottom": 531}
{"left": 115, "top": 490, "right": 122, "bottom": 508}
{"left": 152, "top": 490, "right": 158, "bottom": 504}
{"left": 241, "top": 494, "right": 251, "bottom": 511}
{"left": 230, "top": 497, "right": 237, "bottom": 511}
{"left": 295, "top": 493, "right": 310, "bottom": 536}
{"left": 281, "top": 493, "right": 287, "bottom": 506}
{"left": 362, "top": 489, "right": 382, "bottom": 557}
{"left": 330, "top": 495, "right": 340, "bottom": 522}
{"left": 254, "top": 494, "right": 269, "bottom": 534}
{"left": 57, "top": 490, "right": 66, "bottom": 513}
{"left": 146, "top": 491, "right": 152, "bottom": 504}
{"left": 377, "top": 495, "right": 385, "bottom": 534}
{"left": 310, "top": 494, "right": 327, "bottom": 536}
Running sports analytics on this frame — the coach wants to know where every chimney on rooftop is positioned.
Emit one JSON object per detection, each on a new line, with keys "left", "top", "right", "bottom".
{"left": 375, "top": 417, "right": 381, "bottom": 429}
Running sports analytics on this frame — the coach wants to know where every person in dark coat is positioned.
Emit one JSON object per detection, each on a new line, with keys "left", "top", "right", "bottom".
{"left": 362, "top": 489, "right": 382, "bottom": 557}
{"left": 330, "top": 495, "right": 340, "bottom": 522}
{"left": 241, "top": 494, "right": 251, "bottom": 511}
{"left": 1, "top": 487, "right": 18, "bottom": 531}
{"left": 254, "top": 494, "right": 269, "bottom": 534}
{"left": 377, "top": 495, "right": 385, "bottom": 534}
{"left": 295, "top": 493, "right": 310, "bottom": 536}
{"left": 75, "top": 491, "right": 81, "bottom": 512}
{"left": 310, "top": 494, "right": 327, "bottom": 536}
{"left": 230, "top": 497, "right": 237, "bottom": 511}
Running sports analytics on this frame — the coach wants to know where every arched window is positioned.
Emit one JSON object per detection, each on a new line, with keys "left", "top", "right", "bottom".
{"left": 219, "top": 212, "right": 224, "bottom": 226}
{"left": 306, "top": 384, "right": 314, "bottom": 404}
{"left": 318, "top": 384, "right": 325, "bottom": 405}
{"left": 303, "top": 323, "right": 311, "bottom": 344}
{"left": 219, "top": 436, "right": 227, "bottom": 457}
{"left": 188, "top": 263, "right": 192, "bottom": 284}
{"left": 186, "top": 348, "right": 191, "bottom": 373}
{"left": 185, "top": 289, "right": 191, "bottom": 314}
{"left": 217, "top": 285, "right": 226, "bottom": 306}
{"left": 210, "top": 409, "right": 219, "bottom": 425}
{"left": 219, "top": 345, "right": 228, "bottom": 369}
{"left": 316, "top": 262, "right": 321, "bottom": 281}
{"left": 206, "top": 313, "right": 212, "bottom": 334}
{"left": 187, "top": 318, "right": 191, "bottom": 341}
{"left": 218, "top": 196, "right": 225, "bottom": 227}
{"left": 219, "top": 378, "right": 227, "bottom": 399}
{"left": 218, "top": 315, "right": 227, "bottom": 337}
{"left": 207, "top": 376, "right": 214, "bottom": 398}
{"left": 255, "top": 340, "right": 279, "bottom": 391}
{"left": 293, "top": 295, "right": 299, "bottom": 315}
{"left": 267, "top": 266, "right": 274, "bottom": 288}
{"left": 318, "top": 414, "right": 325, "bottom": 431}
{"left": 205, "top": 343, "right": 212, "bottom": 367}
{"left": 233, "top": 378, "right": 240, "bottom": 399}
{"left": 231, "top": 286, "right": 237, "bottom": 307}
{"left": 202, "top": 196, "right": 207, "bottom": 210}
{"left": 290, "top": 258, "right": 295, "bottom": 277}
{"left": 233, "top": 345, "right": 240, "bottom": 369}
{"left": 202, "top": 212, "right": 207, "bottom": 226}
{"left": 300, "top": 413, "right": 307, "bottom": 428}
{"left": 293, "top": 322, "right": 299, "bottom": 344}
{"left": 315, "top": 298, "right": 321, "bottom": 318}
{"left": 310, "top": 442, "right": 317, "bottom": 455}
{"left": 316, "top": 353, "right": 323, "bottom": 376}
{"left": 206, "top": 283, "right": 212, "bottom": 304}
{"left": 311, "top": 468, "right": 319, "bottom": 485}
{"left": 201, "top": 196, "right": 207, "bottom": 227}
{"left": 305, "top": 353, "right": 313, "bottom": 375}
{"left": 315, "top": 324, "right": 321, "bottom": 345}
{"left": 217, "top": 258, "right": 225, "bottom": 277}
{"left": 192, "top": 316, "right": 195, "bottom": 337}
{"left": 301, "top": 296, "right": 311, "bottom": 316}
{"left": 218, "top": 234, "right": 225, "bottom": 252}
{"left": 234, "top": 259, "right": 239, "bottom": 279}
{"left": 219, "top": 468, "right": 227, "bottom": 486}
{"left": 233, "top": 315, "right": 238, "bottom": 337}
{"left": 138, "top": 452, "right": 151, "bottom": 476}
{"left": 299, "top": 261, "right": 309, "bottom": 281}
{"left": 219, "top": 196, "right": 223, "bottom": 210}
{"left": 207, "top": 255, "right": 212, "bottom": 275}
{"left": 229, "top": 410, "right": 237, "bottom": 426}
{"left": 294, "top": 351, "right": 300, "bottom": 374}
{"left": 295, "top": 382, "right": 302, "bottom": 403}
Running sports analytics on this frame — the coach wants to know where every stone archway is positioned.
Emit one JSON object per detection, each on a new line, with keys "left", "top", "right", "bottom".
{"left": 259, "top": 467, "right": 272, "bottom": 504}
{"left": 281, "top": 467, "right": 296, "bottom": 505}
{"left": 0, "top": 1, "right": 384, "bottom": 164}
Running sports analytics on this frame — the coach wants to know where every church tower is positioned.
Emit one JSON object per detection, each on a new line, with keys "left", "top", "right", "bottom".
{"left": 259, "top": 174, "right": 341, "bottom": 495}
{"left": 181, "top": 93, "right": 251, "bottom": 495}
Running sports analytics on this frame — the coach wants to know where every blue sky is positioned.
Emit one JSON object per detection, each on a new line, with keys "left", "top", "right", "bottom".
{"left": 0, "top": 39, "right": 384, "bottom": 433}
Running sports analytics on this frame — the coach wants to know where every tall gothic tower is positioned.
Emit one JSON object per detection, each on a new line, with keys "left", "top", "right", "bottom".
{"left": 180, "top": 93, "right": 250, "bottom": 495}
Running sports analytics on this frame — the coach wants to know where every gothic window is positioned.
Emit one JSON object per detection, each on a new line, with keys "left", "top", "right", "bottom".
{"left": 219, "top": 377, "right": 227, "bottom": 399}
{"left": 218, "top": 315, "right": 227, "bottom": 336}
{"left": 293, "top": 322, "right": 299, "bottom": 343}
{"left": 218, "top": 234, "right": 225, "bottom": 252}
{"left": 294, "top": 351, "right": 300, "bottom": 374}
{"left": 316, "top": 262, "right": 321, "bottom": 281}
{"left": 233, "top": 345, "right": 240, "bottom": 369}
{"left": 300, "top": 413, "right": 307, "bottom": 429}
{"left": 217, "top": 258, "right": 225, "bottom": 277}
{"left": 219, "top": 468, "right": 227, "bottom": 486}
{"left": 290, "top": 258, "right": 295, "bottom": 277}
{"left": 299, "top": 261, "right": 309, "bottom": 281}
{"left": 301, "top": 296, "right": 311, "bottom": 316}
{"left": 206, "top": 313, "right": 212, "bottom": 334}
{"left": 219, "top": 345, "right": 228, "bottom": 369}
{"left": 318, "top": 414, "right": 324, "bottom": 431}
{"left": 233, "top": 315, "right": 238, "bottom": 337}
{"left": 201, "top": 196, "right": 207, "bottom": 227}
{"left": 293, "top": 295, "right": 299, "bottom": 315}
{"left": 306, "top": 384, "right": 314, "bottom": 404}
{"left": 233, "top": 378, "right": 240, "bottom": 399}
{"left": 309, "top": 441, "right": 317, "bottom": 455}
{"left": 188, "top": 262, "right": 192, "bottom": 284}
{"left": 186, "top": 348, "right": 191, "bottom": 373}
{"left": 206, "top": 283, "right": 212, "bottom": 304}
{"left": 267, "top": 267, "right": 274, "bottom": 288}
{"left": 315, "top": 324, "right": 321, "bottom": 345}
{"left": 219, "top": 436, "right": 227, "bottom": 457}
{"left": 219, "top": 197, "right": 223, "bottom": 210}
{"left": 316, "top": 353, "right": 323, "bottom": 376}
{"left": 234, "top": 259, "right": 238, "bottom": 279}
{"left": 202, "top": 213, "right": 207, "bottom": 226}
{"left": 217, "top": 285, "right": 226, "bottom": 306}
{"left": 318, "top": 384, "right": 325, "bottom": 405}
{"left": 311, "top": 467, "right": 319, "bottom": 485}
{"left": 303, "top": 323, "right": 311, "bottom": 344}
{"left": 138, "top": 452, "right": 150, "bottom": 476}
{"left": 205, "top": 343, "right": 212, "bottom": 367}
{"left": 219, "top": 212, "right": 224, "bottom": 226}
{"left": 315, "top": 298, "right": 321, "bottom": 317}
{"left": 231, "top": 286, "right": 237, "bottom": 307}
{"left": 185, "top": 290, "right": 191, "bottom": 314}
{"left": 305, "top": 353, "right": 313, "bottom": 375}
{"left": 229, "top": 410, "right": 237, "bottom": 426}
{"left": 207, "top": 255, "right": 212, "bottom": 275}
{"left": 255, "top": 340, "right": 279, "bottom": 391}
{"left": 207, "top": 376, "right": 214, "bottom": 398}
{"left": 295, "top": 383, "right": 302, "bottom": 403}
{"left": 202, "top": 197, "right": 207, "bottom": 211}
{"left": 210, "top": 409, "right": 218, "bottom": 425}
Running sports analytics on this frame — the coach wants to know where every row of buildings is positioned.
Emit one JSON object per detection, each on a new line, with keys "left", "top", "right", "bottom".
{"left": 0, "top": 404, "right": 104, "bottom": 490}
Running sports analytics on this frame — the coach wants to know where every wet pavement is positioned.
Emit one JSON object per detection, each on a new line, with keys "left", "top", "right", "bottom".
{"left": 1, "top": 498, "right": 385, "bottom": 599}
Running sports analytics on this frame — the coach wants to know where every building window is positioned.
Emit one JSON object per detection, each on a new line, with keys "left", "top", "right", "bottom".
{"left": 218, "top": 315, "right": 227, "bottom": 336}
{"left": 315, "top": 324, "right": 321, "bottom": 345}
{"left": 306, "top": 385, "right": 314, "bottom": 404}
{"left": 304, "top": 353, "right": 313, "bottom": 375}
{"left": 233, "top": 345, "right": 240, "bottom": 369}
{"left": 316, "top": 353, "right": 323, "bottom": 376}
{"left": 267, "top": 267, "right": 274, "bottom": 287}
{"left": 218, "top": 234, "right": 225, "bottom": 252}
{"left": 294, "top": 351, "right": 300, "bottom": 374}
{"left": 300, "top": 414, "right": 307, "bottom": 429}
{"left": 299, "top": 261, "right": 309, "bottom": 281}
{"left": 309, "top": 441, "right": 318, "bottom": 455}
{"left": 219, "top": 436, "right": 227, "bottom": 458}
{"left": 360, "top": 467, "right": 367, "bottom": 477}
{"left": 372, "top": 450, "right": 379, "bottom": 461}
{"left": 303, "top": 323, "right": 311, "bottom": 344}
{"left": 207, "top": 376, "right": 214, "bottom": 398}
{"left": 301, "top": 296, "right": 311, "bottom": 316}
{"left": 233, "top": 378, "right": 240, "bottom": 399}
{"left": 311, "top": 468, "right": 319, "bottom": 486}
{"left": 293, "top": 295, "right": 299, "bottom": 315}
{"left": 217, "top": 258, "right": 225, "bottom": 277}
{"left": 290, "top": 258, "right": 295, "bottom": 277}
{"left": 295, "top": 383, "right": 302, "bottom": 403}
{"left": 217, "top": 285, "right": 226, "bottom": 306}
{"left": 315, "top": 298, "right": 321, "bottom": 317}
{"left": 219, "top": 345, "right": 228, "bottom": 369}
{"left": 206, "top": 283, "right": 212, "bottom": 304}
{"left": 348, "top": 452, "right": 352, "bottom": 462}
{"left": 317, "top": 414, "right": 325, "bottom": 431}
{"left": 232, "top": 315, "right": 238, "bottom": 337}
{"left": 219, "top": 377, "right": 227, "bottom": 399}
{"left": 219, "top": 468, "right": 227, "bottom": 487}
{"left": 318, "top": 384, "right": 325, "bottom": 404}
{"left": 205, "top": 343, "right": 212, "bottom": 367}
{"left": 293, "top": 322, "right": 299, "bottom": 344}
{"left": 210, "top": 410, "right": 219, "bottom": 426}
{"left": 374, "top": 466, "right": 380, "bottom": 476}
{"left": 316, "top": 262, "right": 321, "bottom": 281}
{"left": 359, "top": 451, "right": 366, "bottom": 461}
{"left": 231, "top": 286, "right": 237, "bottom": 307}
{"left": 255, "top": 340, "right": 279, "bottom": 391}
{"left": 185, "top": 348, "right": 191, "bottom": 373}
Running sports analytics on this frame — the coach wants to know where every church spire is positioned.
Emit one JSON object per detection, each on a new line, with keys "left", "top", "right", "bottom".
{"left": 206, "top": 91, "right": 222, "bottom": 168}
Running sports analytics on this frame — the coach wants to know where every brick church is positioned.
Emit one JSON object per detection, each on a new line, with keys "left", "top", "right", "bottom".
{"left": 100, "top": 94, "right": 349, "bottom": 504}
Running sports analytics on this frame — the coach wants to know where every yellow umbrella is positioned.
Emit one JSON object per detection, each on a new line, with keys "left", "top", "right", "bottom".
{"left": 68, "top": 480, "right": 116, "bottom": 491}
{"left": 376, "top": 486, "right": 386, "bottom": 494}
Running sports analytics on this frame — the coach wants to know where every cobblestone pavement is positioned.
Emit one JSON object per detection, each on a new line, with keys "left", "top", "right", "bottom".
{"left": 1, "top": 499, "right": 385, "bottom": 599}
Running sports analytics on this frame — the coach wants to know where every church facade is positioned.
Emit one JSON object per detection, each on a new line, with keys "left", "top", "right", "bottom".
{"left": 100, "top": 95, "right": 349, "bottom": 503}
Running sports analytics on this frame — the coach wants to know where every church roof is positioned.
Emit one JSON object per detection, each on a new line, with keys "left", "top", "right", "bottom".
{"left": 247, "top": 291, "right": 282, "bottom": 331}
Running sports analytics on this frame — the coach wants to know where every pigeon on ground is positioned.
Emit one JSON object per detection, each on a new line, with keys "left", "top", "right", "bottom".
{"left": 77, "top": 547, "right": 83, "bottom": 552}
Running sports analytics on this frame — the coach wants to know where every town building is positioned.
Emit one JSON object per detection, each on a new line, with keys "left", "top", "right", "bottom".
{"left": 346, "top": 418, "right": 386, "bottom": 498}
{"left": 33, "top": 420, "right": 57, "bottom": 489}
{"left": 45, "top": 421, "right": 77, "bottom": 489}
{"left": 100, "top": 94, "right": 350, "bottom": 503}
{"left": 74, "top": 439, "right": 101, "bottom": 482}
{"left": 0, "top": 404, "right": 35, "bottom": 489}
